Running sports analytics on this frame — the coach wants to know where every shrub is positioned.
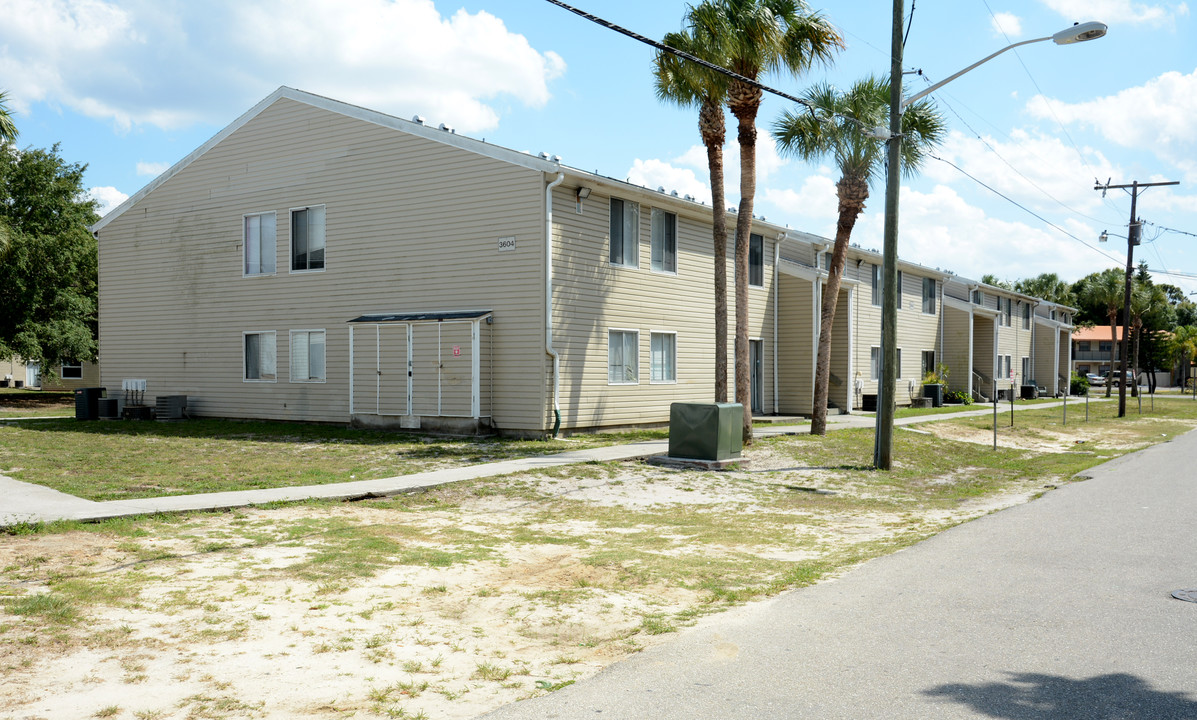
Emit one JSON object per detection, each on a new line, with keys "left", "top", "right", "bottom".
{"left": 1070, "top": 371, "right": 1090, "bottom": 396}
{"left": 943, "top": 389, "right": 972, "bottom": 405}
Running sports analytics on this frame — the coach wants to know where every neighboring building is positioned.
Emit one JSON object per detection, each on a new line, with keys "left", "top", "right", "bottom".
{"left": 1071, "top": 325, "right": 1124, "bottom": 378}
{"left": 2, "top": 357, "right": 100, "bottom": 391}
{"left": 93, "top": 87, "right": 1075, "bottom": 434}
{"left": 942, "top": 278, "right": 1070, "bottom": 400}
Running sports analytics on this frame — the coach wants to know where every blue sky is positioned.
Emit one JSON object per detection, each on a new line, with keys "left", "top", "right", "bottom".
{"left": 5, "top": 0, "right": 1197, "bottom": 293}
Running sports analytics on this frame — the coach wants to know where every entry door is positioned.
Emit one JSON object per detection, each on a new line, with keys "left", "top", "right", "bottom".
{"left": 378, "top": 324, "right": 410, "bottom": 415}
{"left": 26, "top": 363, "right": 40, "bottom": 388}
{"left": 411, "top": 323, "right": 440, "bottom": 416}
{"left": 750, "top": 340, "right": 763, "bottom": 414}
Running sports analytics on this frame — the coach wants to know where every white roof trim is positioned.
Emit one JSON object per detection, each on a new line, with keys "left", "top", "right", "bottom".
{"left": 92, "top": 86, "right": 561, "bottom": 232}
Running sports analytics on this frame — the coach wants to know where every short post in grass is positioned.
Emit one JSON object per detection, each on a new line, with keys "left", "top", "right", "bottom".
{"left": 1010, "top": 380, "right": 1015, "bottom": 427}
{"left": 1064, "top": 388, "right": 1068, "bottom": 426}
{"left": 993, "top": 379, "right": 998, "bottom": 450}
{"left": 1084, "top": 385, "right": 1088, "bottom": 422}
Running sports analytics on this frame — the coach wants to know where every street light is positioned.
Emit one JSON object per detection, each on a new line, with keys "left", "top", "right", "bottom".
{"left": 874, "top": 12, "right": 1106, "bottom": 470}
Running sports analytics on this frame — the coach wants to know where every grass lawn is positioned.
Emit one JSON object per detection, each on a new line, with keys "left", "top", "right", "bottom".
{"left": 0, "top": 389, "right": 74, "bottom": 419}
{"left": 0, "top": 418, "right": 665, "bottom": 502}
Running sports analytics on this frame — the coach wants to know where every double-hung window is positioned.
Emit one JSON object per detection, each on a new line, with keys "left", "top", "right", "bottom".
{"left": 60, "top": 361, "right": 83, "bottom": 380}
{"left": 291, "top": 205, "right": 326, "bottom": 272}
{"left": 609, "top": 198, "right": 639, "bottom": 267}
{"left": 244, "top": 212, "right": 277, "bottom": 276}
{"left": 870, "top": 346, "right": 881, "bottom": 380}
{"left": 871, "top": 264, "right": 882, "bottom": 306}
{"left": 1021, "top": 357, "right": 1031, "bottom": 381}
{"left": 1022, "top": 302, "right": 1031, "bottom": 329}
{"left": 290, "top": 330, "right": 326, "bottom": 382}
{"left": 972, "top": 289, "right": 983, "bottom": 305}
{"left": 922, "top": 350, "right": 936, "bottom": 378}
{"left": 608, "top": 330, "right": 639, "bottom": 384}
{"left": 749, "top": 233, "right": 764, "bottom": 287}
{"left": 896, "top": 270, "right": 903, "bottom": 309}
{"left": 650, "top": 332, "right": 676, "bottom": 383}
{"left": 244, "top": 331, "right": 277, "bottom": 381}
{"left": 922, "top": 277, "right": 936, "bottom": 314}
{"left": 1004, "top": 298, "right": 1013, "bottom": 327}
{"left": 650, "top": 209, "right": 677, "bottom": 274}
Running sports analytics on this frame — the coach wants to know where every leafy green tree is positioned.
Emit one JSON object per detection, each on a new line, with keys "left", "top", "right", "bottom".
{"left": 694, "top": 0, "right": 842, "bottom": 443}
{"left": 1014, "top": 272, "right": 1075, "bottom": 307}
{"left": 772, "top": 76, "right": 943, "bottom": 435}
{"left": 0, "top": 143, "right": 99, "bottom": 379}
{"left": 981, "top": 274, "right": 1012, "bottom": 290}
{"left": 654, "top": 22, "right": 732, "bottom": 402}
{"left": 1171, "top": 325, "right": 1197, "bottom": 392}
{"left": 0, "top": 90, "right": 17, "bottom": 146}
{"left": 1077, "top": 269, "right": 1125, "bottom": 397}
{"left": 1129, "top": 282, "right": 1167, "bottom": 394}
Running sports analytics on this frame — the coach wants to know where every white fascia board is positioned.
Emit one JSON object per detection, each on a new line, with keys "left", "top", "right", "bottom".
{"left": 93, "top": 86, "right": 561, "bottom": 233}
{"left": 778, "top": 258, "right": 820, "bottom": 281}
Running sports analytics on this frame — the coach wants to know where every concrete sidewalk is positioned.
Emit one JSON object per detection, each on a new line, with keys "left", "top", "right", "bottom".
{"left": 483, "top": 427, "right": 1197, "bottom": 720}
{"left": 0, "top": 398, "right": 1093, "bottom": 527}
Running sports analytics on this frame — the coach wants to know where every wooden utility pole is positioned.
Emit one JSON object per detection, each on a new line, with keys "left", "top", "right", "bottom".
{"left": 1094, "top": 179, "right": 1179, "bottom": 417}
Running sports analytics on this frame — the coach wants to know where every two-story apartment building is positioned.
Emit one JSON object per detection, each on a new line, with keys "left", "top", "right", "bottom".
{"left": 1071, "top": 326, "right": 1124, "bottom": 378}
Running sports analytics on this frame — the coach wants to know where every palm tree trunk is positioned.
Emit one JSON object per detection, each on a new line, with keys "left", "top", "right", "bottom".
{"left": 1107, "top": 317, "right": 1116, "bottom": 398}
{"left": 700, "top": 101, "right": 729, "bottom": 404}
{"left": 1132, "top": 322, "right": 1141, "bottom": 397}
{"left": 811, "top": 180, "right": 867, "bottom": 435}
{"left": 732, "top": 108, "right": 757, "bottom": 445}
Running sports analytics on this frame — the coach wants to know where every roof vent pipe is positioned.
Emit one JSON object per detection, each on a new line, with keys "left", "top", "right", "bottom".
{"left": 412, "top": 115, "right": 425, "bottom": 125}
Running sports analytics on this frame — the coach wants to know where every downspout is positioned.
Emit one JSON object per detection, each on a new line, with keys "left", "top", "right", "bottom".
{"left": 937, "top": 277, "right": 945, "bottom": 381}
{"left": 773, "top": 235, "right": 782, "bottom": 415}
{"left": 545, "top": 170, "right": 566, "bottom": 437}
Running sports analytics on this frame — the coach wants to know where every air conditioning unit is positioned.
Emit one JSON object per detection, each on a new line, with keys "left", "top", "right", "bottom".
{"left": 155, "top": 395, "right": 187, "bottom": 421}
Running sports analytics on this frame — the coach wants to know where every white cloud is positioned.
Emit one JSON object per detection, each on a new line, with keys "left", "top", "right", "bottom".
{"left": 990, "top": 12, "right": 1024, "bottom": 37}
{"left": 0, "top": 0, "right": 565, "bottom": 133}
{"left": 763, "top": 173, "right": 840, "bottom": 224}
{"left": 135, "top": 161, "right": 169, "bottom": 177}
{"left": 1027, "top": 69, "right": 1197, "bottom": 175}
{"left": 626, "top": 159, "right": 712, "bottom": 204}
{"left": 926, "top": 129, "right": 1119, "bottom": 215}
{"left": 1040, "top": 0, "right": 1189, "bottom": 25}
{"left": 666, "top": 127, "right": 790, "bottom": 207}
{"left": 87, "top": 185, "right": 128, "bottom": 216}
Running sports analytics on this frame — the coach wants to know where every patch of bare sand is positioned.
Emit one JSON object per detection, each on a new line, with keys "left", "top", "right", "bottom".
{"left": 0, "top": 436, "right": 1069, "bottom": 720}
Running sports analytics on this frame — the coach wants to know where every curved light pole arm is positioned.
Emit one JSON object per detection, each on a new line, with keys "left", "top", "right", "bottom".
{"left": 901, "top": 36, "right": 1050, "bottom": 110}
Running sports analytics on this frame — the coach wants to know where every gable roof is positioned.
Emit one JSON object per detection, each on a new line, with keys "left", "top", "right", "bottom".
{"left": 92, "top": 86, "right": 562, "bottom": 232}
{"left": 1073, "top": 325, "right": 1126, "bottom": 341}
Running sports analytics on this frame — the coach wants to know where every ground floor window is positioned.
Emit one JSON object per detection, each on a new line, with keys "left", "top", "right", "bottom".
{"left": 1079, "top": 365, "right": 1091, "bottom": 374}
{"left": 608, "top": 330, "right": 639, "bottom": 384}
{"left": 870, "top": 347, "right": 881, "bottom": 380}
{"left": 1021, "top": 356, "right": 1030, "bottom": 383}
{"left": 244, "top": 331, "right": 277, "bottom": 381}
{"left": 650, "top": 332, "right": 675, "bottom": 383}
{"left": 290, "top": 330, "right": 326, "bottom": 382}
{"left": 921, "top": 350, "right": 935, "bottom": 378}
{"left": 60, "top": 361, "right": 83, "bottom": 380}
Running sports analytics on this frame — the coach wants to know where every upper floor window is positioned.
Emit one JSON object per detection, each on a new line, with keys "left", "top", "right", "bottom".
{"left": 244, "top": 212, "right": 277, "bottom": 276}
{"left": 972, "top": 289, "right": 983, "bottom": 305}
{"left": 922, "top": 277, "right": 937, "bottom": 314}
{"left": 291, "top": 205, "right": 326, "bottom": 272}
{"left": 1004, "top": 298, "right": 1013, "bottom": 327}
{"left": 896, "top": 270, "right": 904, "bottom": 309}
{"left": 1078, "top": 341, "right": 1091, "bottom": 352}
{"left": 871, "top": 264, "right": 882, "bottom": 307}
{"left": 1022, "top": 302, "right": 1031, "bottom": 329}
{"left": 749, "top": 233, "right": 764, "bottom": 287}
{"left": 609, "top": 198, "right": 639, "bottom": 268}
{"left": 650, "top": 209, "right": 677, "bottom": 274}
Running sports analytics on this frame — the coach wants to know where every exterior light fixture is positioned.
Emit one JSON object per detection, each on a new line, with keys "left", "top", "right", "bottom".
{"left": 1052, "top": 22, "right": 1108, "bottom": 44}
{"left": 1099, "top": 230, "right": 1109, "bottom": 242}
{"left": 576, "top": 187, "right": 591, "bottom": 201}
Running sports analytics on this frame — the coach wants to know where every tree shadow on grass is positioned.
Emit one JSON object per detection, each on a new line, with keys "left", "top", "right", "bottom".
{"left": 924, "top": 671, "right": 1197, "bottom": 719}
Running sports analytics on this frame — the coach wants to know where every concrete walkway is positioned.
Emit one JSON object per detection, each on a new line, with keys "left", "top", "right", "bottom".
{"left": 0, "top": 398, "right": 1096, "bottom": 527}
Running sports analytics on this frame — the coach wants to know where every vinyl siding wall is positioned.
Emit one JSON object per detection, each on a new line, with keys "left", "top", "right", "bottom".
{"left": 942, "top": 304, "right": 972, "bottom": 394}
{"left": 551, "top": 185, "right": 779, "bottom": 429}
{"left": 98, "top": 98, "right": 549, "bottom": 431}
{"left": 777, "top": 274, "right": 815, "bottom": 415}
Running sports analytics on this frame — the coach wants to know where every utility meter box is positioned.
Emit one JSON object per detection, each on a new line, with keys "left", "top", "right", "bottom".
{"left": 668, "top": 402, "right": 743, "bottom": 461}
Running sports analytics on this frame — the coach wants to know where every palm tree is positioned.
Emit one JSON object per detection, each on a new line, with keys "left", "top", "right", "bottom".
{"left": 695, "top": 0, "right": 843, "bottom": 443}
{"left": 772, "top": 76, "right": 944, "bottom": 434}
{"left": 1129, "top": 282, "right": 1166, "bottom": 395}
{"left": 0, "top": 91, "right": 17, "bottom": 145}
{"left": 1171, "top": 325, "right": 1197, "bottom": 393}
{"left": 1079, "top": 269, "right": 1125, "bottom": 397}
{"left": 654, "top": 25, "right": 732, "bottom": 402}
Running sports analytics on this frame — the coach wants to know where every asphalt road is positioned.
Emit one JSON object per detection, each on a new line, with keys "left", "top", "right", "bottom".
{"left": 484, "top": 429, "right": 1197, "bottom": 719}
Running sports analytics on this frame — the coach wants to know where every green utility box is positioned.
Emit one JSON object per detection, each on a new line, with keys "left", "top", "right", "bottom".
{"left": 668, "top": 402, "right": 743, "bottom": 461}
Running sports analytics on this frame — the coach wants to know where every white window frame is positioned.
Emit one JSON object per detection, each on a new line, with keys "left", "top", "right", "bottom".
{"left": 289, "top": 204, "right": 326, "bottom": 274}
{"left": 649, "top": 331, "right": 677, "bottom": 384}
{"left": 896, "top": 347, "right": 903, "bottom": 379}
{"left": 243, "top": 331, "right": 278, "bottom": 382}
{"left": 1022, "top": 302, "right": 1031, "bottom": 330}
{"left": 289, "top": 329, "right": 327, "bottom": 383}
{"left": 608, "top": 329, "right": 640, "bottom": 385}
{"left": 871, "top": 264, "right": 882, "bottom": 307}
{"left": 922, "top": 350, "right": 936, "bottom": 377}
{"left": 749, "top": 233, "right": 764, "bottom": 288}
{"left": 243, "top": 211, "right": 277, "bottom": 277}
{"left": 1021, "top": 356, "right": 1031, "bottom": 382}
{"left": 609, "top": 197, "right": 639, "bottom": 268}
{"left": 650, "top": 209, "right": 677, "bottom": 275}
{"left": 60, "top": 361, "right": 83, "bottom": 380}
{"left": 896, "top": 270, "right": 903, "bottom": 310}
{"left": 870, "top": 346, "right": 881, "bottom": 380}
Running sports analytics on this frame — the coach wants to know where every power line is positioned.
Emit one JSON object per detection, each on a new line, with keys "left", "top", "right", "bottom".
{"left": 1144, "top": 220, "right": 1197, "bottom": 239}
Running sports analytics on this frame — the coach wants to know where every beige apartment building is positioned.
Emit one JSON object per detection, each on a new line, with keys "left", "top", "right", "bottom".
{"left": 93, "top": 87, "right": 1071, "bottom": 435}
